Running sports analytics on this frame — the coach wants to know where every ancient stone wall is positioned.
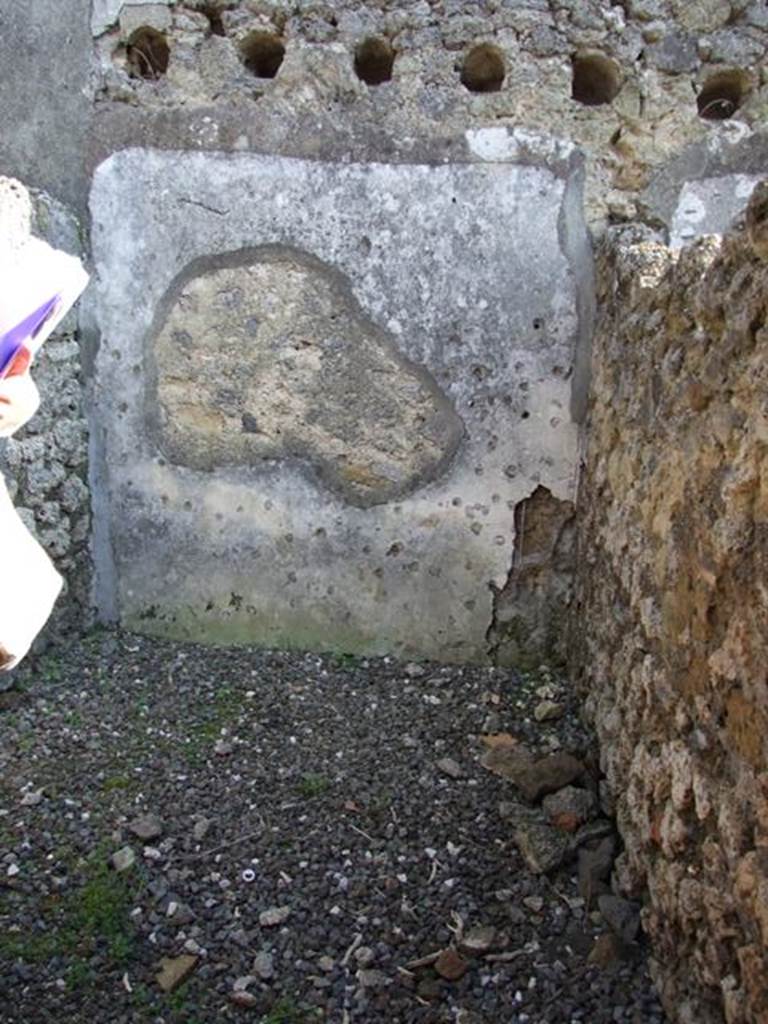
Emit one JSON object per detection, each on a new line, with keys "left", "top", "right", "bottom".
{"left": 571, "top": 183, "right": 768, "bottom": 1023}
{"left": 0, "top": 0, "right": 764, "bottom": 661}
{"left": 89, "top": 0, "right": 768, "bottom": 228}
{"left": 82, "top": 0, "right": 766, "bottom": 662}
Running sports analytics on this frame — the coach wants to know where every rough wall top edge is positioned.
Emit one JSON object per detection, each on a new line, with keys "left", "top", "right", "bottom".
{"left": 87, "top": 120, "right": 582, "bottom": 202}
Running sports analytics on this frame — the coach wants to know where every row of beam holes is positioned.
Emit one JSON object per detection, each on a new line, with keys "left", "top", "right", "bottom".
{"left": 125, "top": 27, "right": 750, "bottom": 120}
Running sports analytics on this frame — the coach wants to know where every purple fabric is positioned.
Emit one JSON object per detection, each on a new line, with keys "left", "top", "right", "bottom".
{"left": 0, "top": 295, "right": 60, "bottom": 377}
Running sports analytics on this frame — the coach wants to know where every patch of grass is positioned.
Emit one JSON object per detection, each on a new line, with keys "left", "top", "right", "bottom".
{"left": 101, "top": 773, "right": 134, "bottom": 793}
{"left": 366, "top": 787, "right": 393, "bottom": 823}
{"left": 296, "top": 773, "right": 331, "bottom": 798}
{"left": 75, "top": 855, "right": 140, "bottom": 964}
{"left": 14, "top": 733, "right": 35, "bottom": 753}
{"left": 182, "top": 684, "right": 243, "bottom": 764}
{"left": 330, "top": 651, "right": 361, "bottom": 671}
{"left": 166, "top": 982, "right": 194, "bottom": 1013}
{"left": 37, "top": 652, "right": 63, "bottom": 684}
{"left": 260, "top": 998, "right": 305, "bottom": 1024}
{"left": 0, "top": 848, "right": 141, "bottom": 967}
{"left": 129, "top": 981, "right": 200, "bottom": 1024}
{"left": 0, "top": 928, "right": 68, "bottom": 962}
{"left": 66, "top": 958, "right": 96, "bottom": 991}
{"left": 129, "top": 982, "right": 155, "bottom": 1019}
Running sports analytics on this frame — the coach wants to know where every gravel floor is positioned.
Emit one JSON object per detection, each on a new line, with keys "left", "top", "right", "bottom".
{"left": 0, "top": 630, "right": 666, "bottom": 1024}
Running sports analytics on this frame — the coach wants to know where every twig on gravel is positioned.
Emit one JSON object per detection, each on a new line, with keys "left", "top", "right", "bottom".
{"left": 544, "top": 986, "right": 564, "bottom": 1006}
{"left": 403, "top": 951, "right": 441, "bottom": 970}
{"left": 184, "top": 825, "right": 264, "bottom": 862}
{"left": 341, "top": 933, "right": 363, "bottom": 966}
{"left": 446, "top": 910, "right": 465, "bottom": 943}
{"left": 484, "top": 948, "right": 528, "bottom": 963}
{"left": 349, "top": 823, "right": 376, "bottom": 844}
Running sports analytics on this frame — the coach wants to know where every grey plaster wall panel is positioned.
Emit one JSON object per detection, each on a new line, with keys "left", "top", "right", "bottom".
{"left": 0, "top": 0, "right": 93, "bottom": 217}
{"left": 88, "top": 139, "right": 585, "bottom": 662}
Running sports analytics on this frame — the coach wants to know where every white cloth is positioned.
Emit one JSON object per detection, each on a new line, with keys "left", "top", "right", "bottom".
{"left": 0, "top": 374, "right": 40, "bottom": 436}
{"left": 0, "top": 472, "right": 62, "bottom": 669}
{"left": 0, "top": 237, "right": 89, "bottom": 361}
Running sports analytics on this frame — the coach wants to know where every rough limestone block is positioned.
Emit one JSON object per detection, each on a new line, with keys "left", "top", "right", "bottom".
{"left": 87, "top": 135, "right": 589, "bottom": 661}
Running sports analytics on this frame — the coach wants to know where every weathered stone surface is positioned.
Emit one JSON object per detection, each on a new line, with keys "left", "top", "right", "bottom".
{"left": 434, "top": 947, "right": 470, "bottom": 981}
{"left": 153, "top": 248, "right": 463, "bottom": 507}
{"left": 597, "top": 894, "right": 641, "bottom": 943}
{"left": 642, "top": 133, "right": 768, "bottom": 242}
{"left": 487, "top": 485, "right": 575, "bottom": 668}
{"left": 112, "top": 846, "right": 136, "bottom": 872}
{"left": 572, "top": 185, "right": 768, "bottom": 1023}
{"left": 645, "top": 30, "right": 698, "bottom": 72}
{"left": 513, "top": 821, "right": 571, "bottom": 874}
{"left": 88, "top": 143, "right": 584, "bottom": 662}
{"left": 156, "top": 954, "right": 198, "bottom": 993}
{"left": 670, "top": 0, "right": 731, "bottom": 32}
{"left": 259, "top": 905, "right": 291, "bottom": 927}
{"left": 577, "top": 837, "right": 616, "bottom": 901}
{"left": 481, "top": 740, "right": 535, "bottom": 781}
{"left": 587, "top": 932, "right": 624, "bottom": 970}
{"left": 511, "top": 752, "right": 586, "bottom": 803}
{"left": 459, "top": 925, "right": 497, "bottom": 957}
{"left": 542, "top": 785, "right": 597, "bottom": 831}
{"left": 745, "top": 178, "right": 768, "bottom": 261}
{"left": 128, "top": 812, "right": 164, "bottom": 840}
{"left": 669, "top": 174, "right": 762, "bottom": 249}
{"left": 118, "top": 3, "right": 173, "bottom": 38}
{"left": 92, "top": 0, "right": 171, "bottom": 37}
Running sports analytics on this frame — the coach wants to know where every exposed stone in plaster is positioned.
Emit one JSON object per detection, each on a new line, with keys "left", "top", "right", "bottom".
{"left": 151, "top": 247, "right": 464, "bottom": 507}
{"left": 572, "top": 183, "right": 768, "bottom": 1024}
{"left": 488, "top": 486, "right": 575, "bottom": 669}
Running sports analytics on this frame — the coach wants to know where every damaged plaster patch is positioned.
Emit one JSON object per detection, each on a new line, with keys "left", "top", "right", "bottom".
{"left": 150, "top": 246, "right": 464, "bottom": 507}
{"left": 670, "top": 174, "right": 762, "bottom": 249}
{"left": 92, "top": 0, "right": 171, "bottom": 38}
{"left": 487, "top": 486, "right": 575, "bottom": 668}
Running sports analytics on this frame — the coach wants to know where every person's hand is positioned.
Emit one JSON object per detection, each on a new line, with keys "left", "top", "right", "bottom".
{"left": 0, "top": 364, "right": 40, "bottom": 437}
